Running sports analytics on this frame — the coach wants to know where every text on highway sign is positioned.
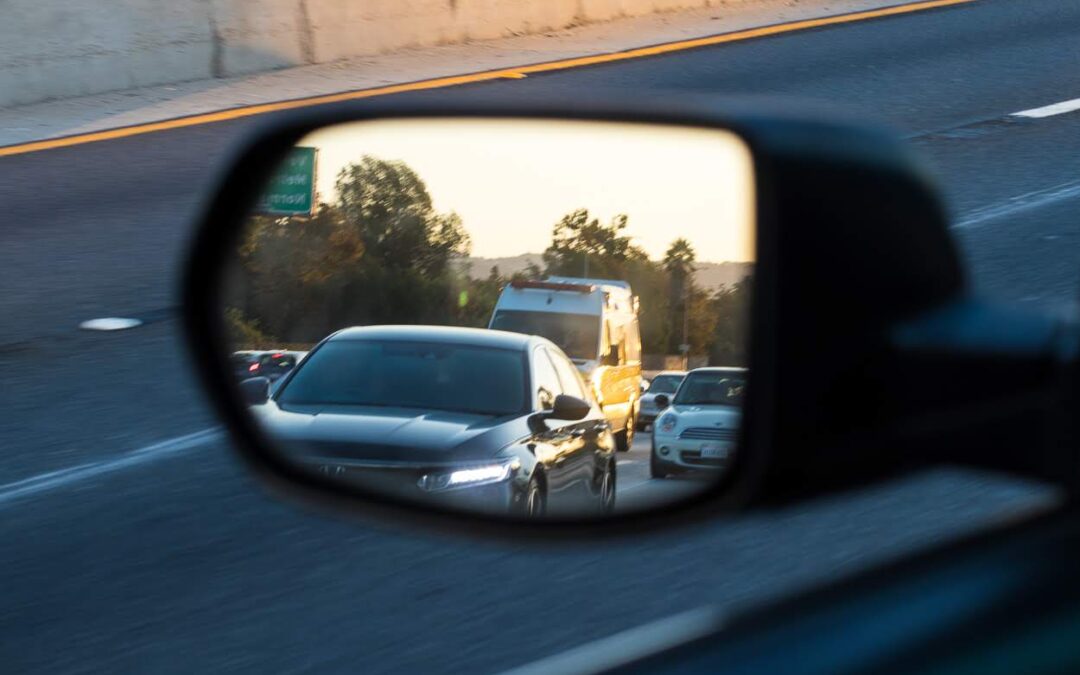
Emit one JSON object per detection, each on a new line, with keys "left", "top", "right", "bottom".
{"left": 257, "top": 146, "right": 317, "bottom": 216}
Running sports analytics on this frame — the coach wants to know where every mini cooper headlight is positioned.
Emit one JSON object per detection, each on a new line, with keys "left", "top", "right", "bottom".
{"left": 658, "top": 413, "right": 678, "bottom": 434}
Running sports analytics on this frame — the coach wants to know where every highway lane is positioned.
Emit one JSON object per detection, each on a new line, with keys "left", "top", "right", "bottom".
{"left": 913, "top": 112, "right": 1080, "bottom": 312}
{"left": 0, "top": 435, "right": 1048, "bottom": 674}
{"left": 7, "top": 0, "right": 1080, "bottom": 479}
{"left": 616, "top": 435, "right": 711, "bottom": 513}
{"left": 2, "top": 0, "right": 1080, "bottom": 671}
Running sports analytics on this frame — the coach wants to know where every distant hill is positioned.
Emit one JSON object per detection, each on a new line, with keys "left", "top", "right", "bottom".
{"left": 691, "top": 260, "right": 754, "bottom": 290}
{"left": 464, "top": 254, "right": 752, "bottom": 291}
{"left": 464, "top": 254, "right": 545, "bottom": 281}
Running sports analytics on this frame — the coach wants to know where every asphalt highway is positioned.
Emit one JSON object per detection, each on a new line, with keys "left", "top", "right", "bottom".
{"left": 2, "top": 1, "right": 1078, "bottom": 672}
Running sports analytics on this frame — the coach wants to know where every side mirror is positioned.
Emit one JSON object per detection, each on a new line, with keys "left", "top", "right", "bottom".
{"left": 527, "top": 394, "right": 590, "bottom": 433}
{"left": 185, "top": 99, "right": 1072, "bottom": 537}
{"left": 640, "top": 380, "right": 650, "bottom": 393}
{"left": 654, "top": 394, "right": 670, "bottom": 409}
{"left": 549, "top": 394, "right": 591, "bottom": 421}
{"left": 239, "top": 377, "right": 270, "bottom": 405}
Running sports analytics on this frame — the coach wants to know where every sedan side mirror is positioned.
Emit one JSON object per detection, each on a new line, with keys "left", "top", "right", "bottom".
{"left": 527, "top": 394, "right": 591, "bottom": 433}
{"left": 549, "top": 394, "right": 591, "bottom": 421}
{"left": 239, "top": 377, "right": 271, "bottom": 405}
{"left": 640, "top": 380, "right": 651, "bottom": 393}
{"left": 654, "top": 394, "right": 670, "bottom": 409}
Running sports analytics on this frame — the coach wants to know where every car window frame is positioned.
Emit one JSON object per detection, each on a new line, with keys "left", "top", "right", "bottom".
{"left": 547, "top": 346, "right": 588, "bottom": 402}
{"left": 532, "top": 345, "right": 564, "bottom": 411}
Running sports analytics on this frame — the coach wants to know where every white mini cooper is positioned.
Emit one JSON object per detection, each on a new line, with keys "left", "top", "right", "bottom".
{"left": 650, "top": 367, "right": 746, "bottom": 478}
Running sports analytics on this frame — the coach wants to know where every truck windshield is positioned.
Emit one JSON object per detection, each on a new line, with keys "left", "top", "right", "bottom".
{"left": 491, "top": 310, "right": 599, "bottom": 361}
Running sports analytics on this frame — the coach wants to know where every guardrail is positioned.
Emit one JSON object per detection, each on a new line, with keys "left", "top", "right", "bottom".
{"left": 1, "top": 0, "right": 729, "bottom": 108}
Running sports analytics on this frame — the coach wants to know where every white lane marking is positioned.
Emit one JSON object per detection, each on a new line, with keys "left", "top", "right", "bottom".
{"left": 1013, "top": 97, "right": 1080, "bottom": 119}
{"left": 0, "top": 427, "right": 221, "bottom": 507}
{"left": 79, "top": 317, "right": 144, "bottom": 331}
{"left": 618, "top": 479, "right": 655, "bottom": 493}
{"left": 952, "top": 179, "right": 1080, "bottom": 230}
{"left": 498, "top": 606, "right": 723, "bottom": 675}
{"left": 623, "top": 477, "right": 713, "bottom": 493}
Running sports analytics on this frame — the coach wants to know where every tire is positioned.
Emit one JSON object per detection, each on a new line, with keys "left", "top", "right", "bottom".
{"left": 650, "top": 453, "right": 668, "bottom": 479}
{"left": 597, "top": 462, "right": 616, "bottom": 514}
{"left": 615, "top": 410, "right": 636, "bottom": 452}
{"left": 524, "top": 476, "right": 546, "bottom": 518}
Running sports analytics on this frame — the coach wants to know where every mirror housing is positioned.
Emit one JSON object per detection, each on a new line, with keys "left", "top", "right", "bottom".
{"left": 239, "top": 377, "right": 270, "bottom": 405}
{"left": 549, "top": 394, "right": 591, "bottom": 421}
{"left": 182, "top": 94, "right": 1077, "bottom": 539}
{"left": 640, "top": 380, "right": 650, "bottom": 393}
{"left": 529, "top": 394, "right": 591, "bottom": 432}
{"left": 654, "top": 394, "right": 671, "bottom": 410}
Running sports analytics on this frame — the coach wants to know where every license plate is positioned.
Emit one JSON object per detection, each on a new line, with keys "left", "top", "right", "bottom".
{"left": 700, "top": 443, "right": 728, "bottom": 459}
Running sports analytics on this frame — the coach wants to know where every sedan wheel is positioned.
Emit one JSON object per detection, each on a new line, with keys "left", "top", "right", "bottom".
{"left": 525, "top": 478, "right": 546, "bottom": 518}
{"left": 599, "top": 463, "right": 616, "bottom": 514}
{"left": 600, "top": 462, "right": 617, "bottom": 509}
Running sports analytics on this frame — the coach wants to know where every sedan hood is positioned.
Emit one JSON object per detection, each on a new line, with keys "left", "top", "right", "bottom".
{"left": 252, "top": 403, "right": 525, "bottom": 464}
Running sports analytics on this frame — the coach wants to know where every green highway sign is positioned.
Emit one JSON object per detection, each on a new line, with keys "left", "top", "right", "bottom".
{"left": 257, "top": 146, "right": 317, "bottom": 215}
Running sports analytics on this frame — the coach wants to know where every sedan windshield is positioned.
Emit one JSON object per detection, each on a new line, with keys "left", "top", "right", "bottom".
{"left": 490, "top": 310, "right": 599, "bottom": 361}
{"left": 674, "top": 372, "right": 746, "bottom": 406}
{"left": 276, "top": 340, "right": 528, "bottom": 416}
{"left": 648, "top": 375, "right": 683, "bottom": 394}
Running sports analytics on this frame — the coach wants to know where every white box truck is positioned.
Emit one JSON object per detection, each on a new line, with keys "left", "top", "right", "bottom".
{"left": 489, "top": 277, "right": 643, "bottom": 451}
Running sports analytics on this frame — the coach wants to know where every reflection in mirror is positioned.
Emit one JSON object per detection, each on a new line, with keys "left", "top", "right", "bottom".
{"left": 222, "top": 118, "right": 755, "bottom": 520}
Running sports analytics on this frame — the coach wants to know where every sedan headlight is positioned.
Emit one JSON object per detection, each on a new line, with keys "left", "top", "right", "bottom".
{"left": 657, "top": 413, "right": 678, "bottom": 434}
{"left": 418, "top": 459, "right": 520, "bottom": 492}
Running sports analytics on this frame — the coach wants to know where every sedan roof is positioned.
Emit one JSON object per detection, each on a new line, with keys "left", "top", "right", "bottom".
{"left": 328, "top": 324, "right": 537, "bottom": 351}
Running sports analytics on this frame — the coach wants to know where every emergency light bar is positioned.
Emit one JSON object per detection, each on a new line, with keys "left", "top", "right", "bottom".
{"left": 508, "top": 280, "right": 595, "bottom": 293}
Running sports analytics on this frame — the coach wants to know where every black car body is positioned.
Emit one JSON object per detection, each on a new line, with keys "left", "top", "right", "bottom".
{"left": 246, "top": 325, "right": 617, "bottom": 516}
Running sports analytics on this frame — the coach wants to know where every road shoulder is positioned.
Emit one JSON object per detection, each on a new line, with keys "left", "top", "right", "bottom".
{"left": 0, "top": 0, "right": 926, "bottom": 149}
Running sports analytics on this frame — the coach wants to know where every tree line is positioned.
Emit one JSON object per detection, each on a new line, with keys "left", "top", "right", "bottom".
{"left": 226, "top": 155, "right": 752, "bottom": 365}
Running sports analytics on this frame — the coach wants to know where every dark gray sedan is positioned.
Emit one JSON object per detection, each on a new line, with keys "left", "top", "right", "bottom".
{"left": 240, "top": 325, "right": 617, "bottom": 517}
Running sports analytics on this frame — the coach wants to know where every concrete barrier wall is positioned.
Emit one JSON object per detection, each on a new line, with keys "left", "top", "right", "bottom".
{"left": 0, "top": 0, "right": 731, "bottom": 108}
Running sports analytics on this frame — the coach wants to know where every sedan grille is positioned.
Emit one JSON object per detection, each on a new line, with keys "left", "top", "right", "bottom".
{"left": 678, "top": 426, "right": 737, "bottom": 441}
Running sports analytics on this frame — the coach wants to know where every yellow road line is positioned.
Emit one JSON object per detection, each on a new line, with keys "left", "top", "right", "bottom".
{"left": 0, "top": 0, "right": 977, "bottom": 158}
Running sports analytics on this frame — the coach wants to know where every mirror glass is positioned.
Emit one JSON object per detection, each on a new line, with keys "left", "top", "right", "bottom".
{"left": 220, "top": 118, "right": 755, "bottom": 519}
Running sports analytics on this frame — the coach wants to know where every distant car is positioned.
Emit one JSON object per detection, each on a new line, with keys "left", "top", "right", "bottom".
{"left": 636, "top": 370, "right": 687, "bottom": 430}
{"left": 649, "top": 367, "right": 746, "bottom": 479}
{"left": 232, "top": 350, "right": 303, "bottom": 383}
{"left": 243, "top": 326, "right": 617, "bottom": 516}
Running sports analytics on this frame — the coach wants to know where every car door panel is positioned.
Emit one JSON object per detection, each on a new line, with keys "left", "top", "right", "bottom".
{"left": 546, "top": 347, "right": 602, "bottom": 505}
{"left": 530, "top": 346, "right": 579, "bottom": 501}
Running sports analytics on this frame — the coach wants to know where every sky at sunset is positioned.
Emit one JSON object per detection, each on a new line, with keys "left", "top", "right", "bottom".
{"left": 299, "top": 118, "right": 756, "bottom": 262}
